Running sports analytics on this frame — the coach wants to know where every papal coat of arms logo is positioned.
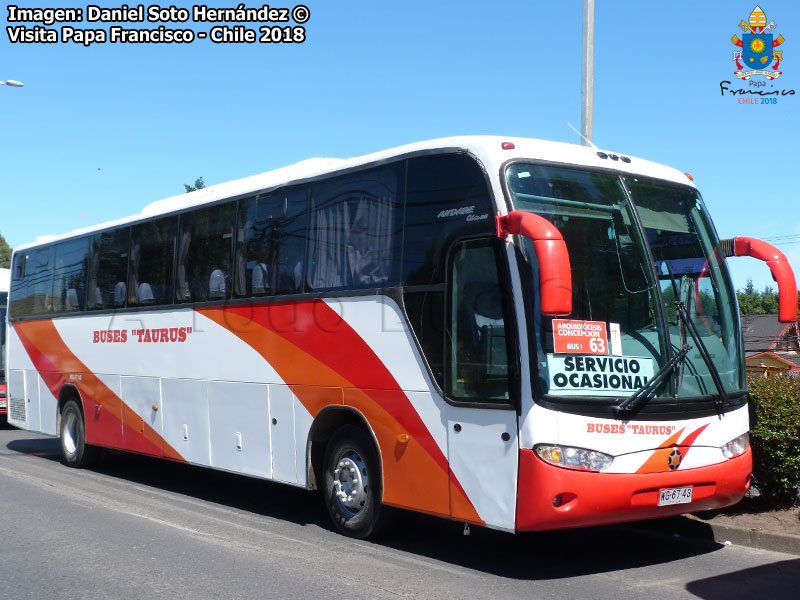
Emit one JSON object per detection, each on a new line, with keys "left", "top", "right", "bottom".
{"left": 731, "top": 5, "right": 785, "bottom": 80}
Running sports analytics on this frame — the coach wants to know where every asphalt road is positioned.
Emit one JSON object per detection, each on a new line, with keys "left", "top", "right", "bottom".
{"left": 1, "top": 425, "right": 798, "bottom": 600}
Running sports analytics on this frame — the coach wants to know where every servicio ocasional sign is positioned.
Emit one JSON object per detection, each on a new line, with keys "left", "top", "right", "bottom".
{"left": 547, "top": 354, "right": 655, "bottom": 397}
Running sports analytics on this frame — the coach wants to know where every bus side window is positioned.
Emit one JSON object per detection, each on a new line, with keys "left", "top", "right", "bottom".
{"left": 9, "top": 252, "right": 33, "bottom": 318}
{"left": 52, "top": 238, "right": 90, "bottom": 313}
{"left": 402, "top": 154, "right": 496, "bottom": 392}
{"left": 446, "top": 240, "right": 513, "bottom": 404}
{"left": 88, "top": 228, "right": 130, "bottom": 310}
{"left": 31, "top": 247, "right": 54, "bottom": 316}
{"left": 403, "top": 154, "right": 495, "bottom": 287}
{"left": 403, "top": 290, "right": 445, "bottom": 389}
{"left": 175, "top": 202, "right": 236, "bottom": 303}
{"left": 234, "top": 188, "right": 308, "bottom": 298}
{"left": 306, "top": 166, "right": 402, "bottom": 292}
{"left": 12, "top": 253, "right": 25, "bottom": 281}
{"left": 129, "top": 217, "right": 178, "bottom": 306}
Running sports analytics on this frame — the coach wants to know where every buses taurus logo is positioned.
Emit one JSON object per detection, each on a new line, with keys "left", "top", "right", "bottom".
{"left": 731, "top": 6, "right": 785, "bottom": 80}
{"left": 668, "top": 448, "right": 683, "bottom": 471}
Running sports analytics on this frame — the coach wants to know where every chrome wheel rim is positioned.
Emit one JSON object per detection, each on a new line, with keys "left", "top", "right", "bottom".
{"left": 333, "top": 449, "right": 369, "bottom": 515}
{"left": 62, "top": 411, "right": 78, "bottom": 457}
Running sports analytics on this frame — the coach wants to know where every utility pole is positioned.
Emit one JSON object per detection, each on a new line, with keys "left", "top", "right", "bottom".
{"left": 581, "top": 0, "right": 594, "bottom": 146}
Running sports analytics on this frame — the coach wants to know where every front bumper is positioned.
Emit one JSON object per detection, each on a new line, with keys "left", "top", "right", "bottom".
{"left": 516, "top": 446, "right": 752, "bottom": 531}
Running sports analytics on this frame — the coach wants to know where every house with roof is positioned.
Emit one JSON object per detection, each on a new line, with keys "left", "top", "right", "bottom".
{"left": 740, "top": 314, "right": 800, "bottom": 377}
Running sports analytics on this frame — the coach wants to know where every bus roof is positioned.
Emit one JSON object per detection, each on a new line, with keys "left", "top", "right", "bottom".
{"left": 15, "top": 136, "right": 695, "bottom": 252}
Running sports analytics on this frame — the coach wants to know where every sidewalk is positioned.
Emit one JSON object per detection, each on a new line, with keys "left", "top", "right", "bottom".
{"left": 632, "top": 498, "right": 800, "bottom": 556}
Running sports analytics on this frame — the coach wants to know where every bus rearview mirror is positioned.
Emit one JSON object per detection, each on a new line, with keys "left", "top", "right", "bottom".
{"left": 721, "top": 236, "right": 798, "bottom": 323}
{"left": 497, "top": 211, "right": 572, "bottom": 317}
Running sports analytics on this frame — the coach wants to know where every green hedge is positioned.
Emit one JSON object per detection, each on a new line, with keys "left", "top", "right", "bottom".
{"left": 747, "top": 375, "right": 800, "bottom": 508}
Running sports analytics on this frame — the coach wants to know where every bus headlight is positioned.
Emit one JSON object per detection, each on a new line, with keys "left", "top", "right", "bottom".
{"left": 534, "top": 444, "right": 614, "bottom": 472}
{"left": 720, "top": 433, "right": 749, "bottom": 459}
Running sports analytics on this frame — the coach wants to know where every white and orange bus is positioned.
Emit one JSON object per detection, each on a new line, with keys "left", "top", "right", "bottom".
{"left": 6, "top": 137, "right": 796, "bottom": 538}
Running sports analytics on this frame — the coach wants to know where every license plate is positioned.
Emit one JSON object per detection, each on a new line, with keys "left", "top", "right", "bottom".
{"left": 658, "top": 486, "right": 693, "bottom": 506}
{"left": 0, "top": 400, "right": 6, "bottom": 408}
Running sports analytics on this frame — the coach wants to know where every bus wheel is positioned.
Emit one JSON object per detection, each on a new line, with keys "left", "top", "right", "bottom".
{"left": 323, "top": 425, "right": 387, "bottom": 539}
{"left": 60, "top": 400, "right": 98, "bottom": 468}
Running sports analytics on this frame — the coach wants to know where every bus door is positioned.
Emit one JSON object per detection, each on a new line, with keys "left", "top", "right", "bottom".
{"left": 445, "top": 239, "right": 519, "bottom": 531}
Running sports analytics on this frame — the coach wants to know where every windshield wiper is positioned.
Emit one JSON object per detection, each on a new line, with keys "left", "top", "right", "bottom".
{"left": 672, "top": 300, "right": 728, "bottom": 412}
{"left": 662, "top": 262, "right": 729, "bottom": 412}
{"left": 613, "top": 344, "right": 692, "bottom": 415}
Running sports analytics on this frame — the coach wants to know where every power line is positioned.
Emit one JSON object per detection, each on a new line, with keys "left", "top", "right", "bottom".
{"left": 759, "top": 233, "right": 800, "bottom": 243}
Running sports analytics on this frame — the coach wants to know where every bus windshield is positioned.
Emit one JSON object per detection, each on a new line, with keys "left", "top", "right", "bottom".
{"left": 505, "top": 163, "right": 744, "bottom": 401}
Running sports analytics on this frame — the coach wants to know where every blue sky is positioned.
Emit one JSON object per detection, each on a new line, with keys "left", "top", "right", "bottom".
{"left": 2, "top": 1, "right": 798, "bottom": 292}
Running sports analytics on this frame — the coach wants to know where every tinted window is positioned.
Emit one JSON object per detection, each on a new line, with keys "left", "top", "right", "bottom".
{"left": 176, "top": 203, "right": 236, "bottom": 303}
{"left": 9, "top": 251, "right": 34, "bottom": 318}
{"left": 12, "top": 253, "right": 25, "bottom": 282}
{"left": 31, "top": 248, "right": 54, "bottom": 315}
{"left": 11, "top": 247, "right": 55, "bottom": 317}
{"left": 129, "top": 217, "right": 177, "bottom": 306}
{"left": 88, "top": 228, "right": 130, "bottom": 310}
{"left": 404, "top": 290, "right": 445, "bottom": 389}
{"left": 235, "top": 188, "right": 308, "bottom": 297}
{"left": 446, "top": 240, "right": 513, "bottom": 403}
{"left": 307, "top": 165, "right": 403, "bottom": 291}
{"left": 9, "top": 253, "right": 28, "bottom": 318}
{"left": 51, "top": 238, "right": 90, "bottom": 313}
{"left": 403, "top": 154, "right": 495, "bottom": 286}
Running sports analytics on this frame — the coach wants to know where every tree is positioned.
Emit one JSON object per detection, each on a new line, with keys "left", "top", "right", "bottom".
{"left": 735, "top": 278, "right": 800, "bottom": 316}
{"left": 760, "top": 284, "right": 780, "bottom": 314}
{"left": 184, "top": 177, "right": 205, "bottom": 193}
{"left": 736, "top": 279, "right": 762, "bottom": 315}
{"left": 0, "top": 231, "right": 11, "bottom": 268}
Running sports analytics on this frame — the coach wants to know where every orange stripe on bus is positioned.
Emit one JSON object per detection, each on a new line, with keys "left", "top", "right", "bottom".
{"left": 199, "top": 305, "right": 483, "bottom": 525}
{"left": 635, "top": 424, "right": 709, "bottom": 474}
{"left": 12, "top": 320, "right": 185, "bottom": 462}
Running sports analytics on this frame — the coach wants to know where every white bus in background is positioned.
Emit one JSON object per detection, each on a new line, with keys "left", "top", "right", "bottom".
{"left": 5, "top": 137, "right": 796, "bottom": 538}
{"left": 1, "top": 267, "right": 9, "bottom": 421}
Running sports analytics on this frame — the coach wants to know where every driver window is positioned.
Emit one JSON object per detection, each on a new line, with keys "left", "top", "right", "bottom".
{"left": 447, "top": 239, "right": 513, "bottom": 404}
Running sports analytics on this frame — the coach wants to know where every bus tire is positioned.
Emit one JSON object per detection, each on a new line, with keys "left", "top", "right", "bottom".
{"left": 60, "top": 400, "right": 98, "bottom": 468}
{"left": 323, "top": 425, "right": 388, "bottom": 539}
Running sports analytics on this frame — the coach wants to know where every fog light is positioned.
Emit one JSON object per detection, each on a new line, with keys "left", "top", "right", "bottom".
{"left": 721, "top": 433, "right": 749, "bottom": 459}
{"left": 553, "top": 494, "right": 563, "bottom": 507}
{"left": 534, "top": 444, "right": 614, "bottom": 472}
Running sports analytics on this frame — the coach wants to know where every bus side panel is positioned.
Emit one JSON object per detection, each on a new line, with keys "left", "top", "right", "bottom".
{"left": 89, "top": 374, "right": 124, "bottom": 449}
{"left": 208, "top": 381, "right": 271, "bottom": 478}
{"left": 162, "top": 378, "right": 211, "bottom": 468}
{"left": 293, "top": 396, "right": 313, "bottom": 488}
{"left": 328, "top": 298, "right": 453, "bottom": 517}
{"left": 291, "top": 385, "right": 343, "bottom": 417}
{"left": 120, "top": 376, "right": 164, "bottom": 457}
{"left": 38, "top": 375, "right": 58, "bottom": 435}
{"left": 344, "top": 388, "right": 450, "bottom": 518}
{"left": 7, "top": 324, "right": 37, "bottom": 430}
{"left": 25, "top": 370, "right": 41, "bottom": 432}
{"left": 269, "top": 384, "right": 297, "bottom": 484}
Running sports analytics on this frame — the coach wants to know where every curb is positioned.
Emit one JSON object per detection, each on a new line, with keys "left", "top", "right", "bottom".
{"left": 628, "top": 515, "right": 800, "bottom": 556}
{"left": 684, "top": 515, "right": 800, "bottom": 556}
